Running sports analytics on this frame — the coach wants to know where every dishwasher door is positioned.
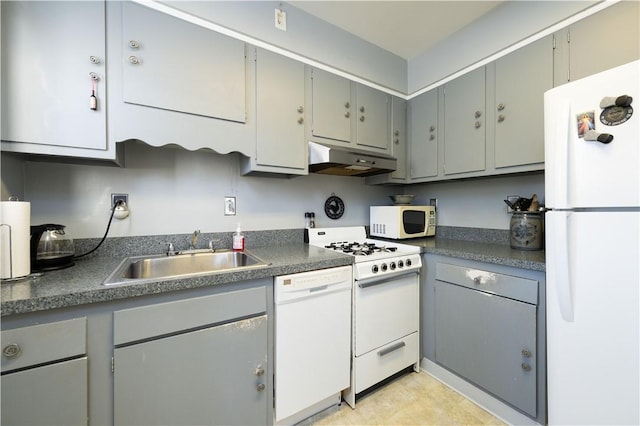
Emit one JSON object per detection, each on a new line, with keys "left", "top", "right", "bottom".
{"left": 274, "top": 265, "right": 352, "bottom": 424}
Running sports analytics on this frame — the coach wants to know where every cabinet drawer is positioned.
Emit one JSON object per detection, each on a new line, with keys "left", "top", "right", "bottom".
{"left": 436, "top": 262, "right": 538, "bottom": 304}
{"left": 1, "top": 317, "right": 86, "bottom": 373}
{"left": 114, "top": 285, "right": 266, "bottom": 345}
{"left": 354, "top": 332, "right": 419, "bottom": 393}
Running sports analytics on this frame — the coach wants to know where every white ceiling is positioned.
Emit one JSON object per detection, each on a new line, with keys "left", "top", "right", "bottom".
{"left": 288, "top": 1, "right": 504, "bottom": 60}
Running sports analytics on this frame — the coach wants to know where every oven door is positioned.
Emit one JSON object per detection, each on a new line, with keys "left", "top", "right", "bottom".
{"left": 354, "top": 271, "right": 419, "bottom": 356}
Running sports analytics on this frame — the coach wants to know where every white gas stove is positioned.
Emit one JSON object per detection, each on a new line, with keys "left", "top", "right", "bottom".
{"left": 306, "top": 226, "right": 421, "bottom": 281}
{"left": 306, "top": 226, "right": 421, "bottom": 407}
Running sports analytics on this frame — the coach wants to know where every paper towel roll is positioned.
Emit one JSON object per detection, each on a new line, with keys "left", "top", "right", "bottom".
{"left": 1, "top": 201, "right": 31, "bottom": 279}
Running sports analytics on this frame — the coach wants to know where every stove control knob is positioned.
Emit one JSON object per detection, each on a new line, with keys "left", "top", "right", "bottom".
{"left": 406, "top": 258, "right": 412, "bottom": 267}
{"left": 398, "top": 260, "right": 404, "bottom": 268}
{"left": 390, "top": 262, "right": 396, "bottom": 270}
{"left": 381, "top": 263, "right": 388, "bottom": 272}
{"left": 371, "top": 265, "right": 379, "bottom": 274}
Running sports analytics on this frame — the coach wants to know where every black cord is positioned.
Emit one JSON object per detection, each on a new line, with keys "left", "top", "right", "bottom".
{"left": 73, "top": 200, "right": 123, "bottom": 259}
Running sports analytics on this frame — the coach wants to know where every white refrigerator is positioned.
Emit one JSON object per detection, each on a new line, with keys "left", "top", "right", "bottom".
{"left": 544, "top": 60, "right": 640, "bottom": 425}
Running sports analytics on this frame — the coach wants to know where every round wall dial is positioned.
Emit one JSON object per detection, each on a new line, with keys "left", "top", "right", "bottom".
{"left": 324, "top": 194, "right": 345, "bottom": 220}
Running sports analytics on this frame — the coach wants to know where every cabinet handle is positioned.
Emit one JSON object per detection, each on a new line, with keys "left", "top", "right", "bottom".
{"left": 2, "top": 343, "right": 21, "bottom": 358}
{"left": 497, "top": 103, "right": 505, "bottom": 111}
{"left": 473, "top": 276, "right": 481, "bottom": 285}
{"left": 129, "top": 40, "right": 140, "bottom": 49}
{"left": 394, "top": 130, "right": 400, "bottom": 136}
{"left": 522, "top": 349, "right": 532, "bottom": 358}
{"left": 521, "top": 363, "right": 532, "bottom": 372}
{"left": 128, "top": 56, "right": 141, "bottom": 65}
{"left": 297, "top": 117, "right": 304, "bottom": 125}
{"left": 429, "top": 134, "right": 435, "bottom": 141}
{"left": 498, "top": 115, "right": 505, "bottom": 123}
{"left": 378, "top": 341, "right": 406, "bottom": 357}
{"left": 89, "top": 56, "right": 101, "bottom": 65}
{"left": 255, "top": 366, "right": 265, "bottom": 376}
{"left": 89, "top": 72, "right": 100, "bottom": 81}
{"left": 474, "top": 121, "right": 482, "bottom": 129}
{"left": 475, "top": 111, "right": 482, "bottom": 119}
{"left": 256, "top": 383, "right": 266, "bottom": 392}
{"left": 360, "top": 115, "right": 365, "bottom": 122}
{"left": 429, "top": 125, "right": 436, "bottom": 132}
{"left": 344, "top": 102, "right": 350, "bottom": 109}
{"left": 360, "top": 106, "right": 365, "bottom": 113}
{"left": 345, "top": 111, "right": 350, "bottom": 118}
{"left": 297, "top": 106, "right": 304, "bottom": 113}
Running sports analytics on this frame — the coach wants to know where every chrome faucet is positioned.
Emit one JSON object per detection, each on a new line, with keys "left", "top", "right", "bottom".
{"left": 190, "top": 230, "right": 201, "bottom": 250}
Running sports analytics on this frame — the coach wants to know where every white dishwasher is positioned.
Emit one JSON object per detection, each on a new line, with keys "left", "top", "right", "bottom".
{"left": 274, "top": 265, "right": 352, "bottom": 425}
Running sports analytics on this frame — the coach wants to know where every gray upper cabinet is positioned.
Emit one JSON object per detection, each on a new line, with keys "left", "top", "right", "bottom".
{"left": 365, "top": 96, "right": 407, "bottom": 184}
{"left": 494, "top": 35, "right": 552, "bottom": 170}
{"left": 110, "top": 2, "right": 254, "bottom": 155}
{"left": 309, "top": 67, "right": 390, "bottom": 154}
{"left": 409, "top": 88, "right": 439, "bottom": 181}
{"left": 241, "top": 48, "right": 307, "bottom": 176}
{"left": 355, "top": 84, "right": 391, "bottom": 151}
{"left": 554, "top": 1, "right": 640, "bottom": 85}
{"left": 443, "top": 67, "right": 486, "bottom": 176}
{"left": 0, "top": 1, "right": 115, "bottom": 160}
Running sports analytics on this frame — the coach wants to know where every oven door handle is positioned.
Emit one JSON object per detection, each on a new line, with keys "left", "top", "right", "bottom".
{"left": 357, "top": 270, "right": 419, "bottom": 288}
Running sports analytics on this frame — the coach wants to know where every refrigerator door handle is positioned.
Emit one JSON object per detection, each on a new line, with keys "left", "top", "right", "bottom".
{"left": 551, "top": 211, "right": 575, "bottom": 322}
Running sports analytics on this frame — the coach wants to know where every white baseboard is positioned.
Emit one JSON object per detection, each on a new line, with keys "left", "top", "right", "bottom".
{"left": 420, "top": 358, "right": 542, "bottom": 426}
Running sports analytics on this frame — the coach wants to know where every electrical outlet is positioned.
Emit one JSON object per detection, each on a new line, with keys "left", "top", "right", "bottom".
{"left": 224, "top": 196, "right": 236, "bottom": 216}
{"left": 506, "top": 195, "right": 519, "bottom": 213}
{"left": 111, "top": 193, "right": 128, "bottom": 208}
{"left": 275, "top": 8, "right": 287, "bottom": 31}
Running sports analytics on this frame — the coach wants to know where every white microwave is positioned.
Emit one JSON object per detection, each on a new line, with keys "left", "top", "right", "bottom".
{"left": 370, "top": 205, "right": 436, "bottom": 239}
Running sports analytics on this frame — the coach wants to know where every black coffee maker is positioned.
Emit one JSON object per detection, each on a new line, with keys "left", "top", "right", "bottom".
{"left": 30, "top": 224, "right": 75, "bottom": 271}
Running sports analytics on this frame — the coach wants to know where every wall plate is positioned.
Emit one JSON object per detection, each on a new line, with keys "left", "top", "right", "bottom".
{"left": 224, "top": 197, "right": 236, "bottom": 216}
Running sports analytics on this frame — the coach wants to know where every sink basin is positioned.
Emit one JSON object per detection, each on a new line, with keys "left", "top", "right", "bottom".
{"left": 104, "top": 250, "right": 269, "bottom": 285}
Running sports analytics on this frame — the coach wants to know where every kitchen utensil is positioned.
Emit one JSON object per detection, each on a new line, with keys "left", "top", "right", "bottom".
{"left": 389, "top": 195, "right": 415, "bottom": 205}
{"left": 30, "top": 224, "right": 75, "bottom": 271}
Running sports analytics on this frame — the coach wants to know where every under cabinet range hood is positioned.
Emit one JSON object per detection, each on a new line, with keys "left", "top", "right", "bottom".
{"left": 308, "top": 141, "right": 397, "bottom": 177}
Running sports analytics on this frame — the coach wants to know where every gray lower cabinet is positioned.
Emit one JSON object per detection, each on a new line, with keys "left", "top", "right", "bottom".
{"left": 114, "top": 315, "right": 267, "bottom": 425}
{"left": 1, "top": 318, "right": 88, "bottom": 425}
{"left": 112, "top": 283, "right": 269, "bottom": 426}
{"left": 423, "top": 255, "right": 546, "bottom": 424}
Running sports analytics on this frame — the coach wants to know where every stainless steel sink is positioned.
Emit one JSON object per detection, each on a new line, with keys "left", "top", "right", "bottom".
{"left": 103, "top": 250, "right": 269, "bottom": 285}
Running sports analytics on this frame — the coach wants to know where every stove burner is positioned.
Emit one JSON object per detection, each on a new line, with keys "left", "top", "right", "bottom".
{"left": 324, "top": 241, "right": 400, "bottom": 256}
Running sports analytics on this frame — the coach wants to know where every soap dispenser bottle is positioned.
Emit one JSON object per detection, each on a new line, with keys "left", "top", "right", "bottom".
{"left": 233, "top": 223, "right": 245, "bottom": 251}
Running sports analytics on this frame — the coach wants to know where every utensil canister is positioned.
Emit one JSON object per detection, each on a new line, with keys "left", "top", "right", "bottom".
{"left": 1, "top": 199, "right": 31, "bottom": 279}
{"left": 510, "top": 211, "right": 543, "bottom": 251}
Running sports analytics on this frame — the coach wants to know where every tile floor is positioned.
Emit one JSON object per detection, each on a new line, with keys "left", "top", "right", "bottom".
{"left": 302, "top": 370, "right": 506, "bottom": 425}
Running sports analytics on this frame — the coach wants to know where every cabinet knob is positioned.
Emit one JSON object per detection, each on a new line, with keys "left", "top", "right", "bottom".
{"left": 256, "top": 383, "right": 266, "bottom": 392}
{"left": 2, "top": 343, "right": 21, "bottom": 358}
{"left": 344, "top": 102, "right": 350, "bottom": 109}
{"left": 394, "top": 130, "right": 400, "bottom": 136}
{"left": 474, "top": 121, "right": 482, "bottom": 129}
{"left": 297, "top": 117, "right": 304, "bottom": 125}
{"left": 429, "top": 134, "right": 435, "bottom": 141}
{"left": 429, "top": 125, "right": 436, "bottom": 132}
{"left": 497, "top": 115, "right": 505, "bottom": 123}
{"left": 360, "top": 106, "right": 365, "bottom": 113}
{"left": 522, "top": 348, "right": 532, "bottom": 358}
{"left": 89, "top": 72, "right": 100, "bottom": 81}
{"left": 521, "top": 363, "right": 532, "bottom": 372}
{"left": 473, "top": 276, "right": 481, "bottom": 285}
{"left": 394, "top": 138, "right": 400, "bottom": 145}
{"left": 255, "top": 366, "right": 265, "bottom": 376}
{"left": 359, "top": 115, "right": 365, "bottom": 122}
{"left": 129, "top": 40, "right": 141, "bottom": 49}
{"left": 297, "top": 106, "right": 304, "bottom": 114}
{"left": 128, "top": 56, "right": 141, "bottom": 65}
{"left": 89, "top": 56, "right": 101, "bottom": 65}
{"left": 497, "top": 103, "right": 505, "bottom": 111}
{"left": 475, "top": 111, "right": 482, "bottom": 119}
{"left": 345, "top": 111, "right": 350, "bottom": 118}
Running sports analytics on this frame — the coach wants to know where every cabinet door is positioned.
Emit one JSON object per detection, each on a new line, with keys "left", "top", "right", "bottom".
{"left": 566, "top": 1, "right": 639, "bottom": 83}
{"left": 1, "top": 358, "right": 88, "bottom": 426}
{"left": 443, "top": 67, "right": 486, "bottom": 175}
{"left": 311, "top": 68, "right": 352, "bottom": 143}
{"left": 114, "top": 315, "right": 268, "bottom": 426}
{"left": 122, "top": 2, "right": 246, "bottom": 122}
{"left": 355, "top": 84, "right": 390, "bottom": 151}
{"left": 435, "top": 281, "right": 536, "bottom": 416}
{"left": 390, "top": 97, "right": 408, "bottom": 180}
{"left": 409, "top": 89, "right": 439, "bottom": 180}
{"left": 255, "top": 48, "right": 306, "bottom": 171}
{"left": 494, "top": 36, "right": 553, "bottom": 169}
{"left": 1, "top": 1, "right": 106, "bottom": 151}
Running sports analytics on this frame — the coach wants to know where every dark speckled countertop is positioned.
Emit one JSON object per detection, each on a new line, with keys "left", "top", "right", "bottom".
{"left": 1, "top": 227, "right": 544, "bottom": 316}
